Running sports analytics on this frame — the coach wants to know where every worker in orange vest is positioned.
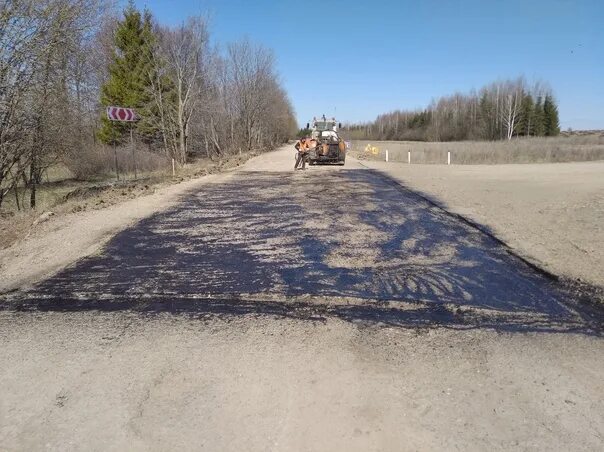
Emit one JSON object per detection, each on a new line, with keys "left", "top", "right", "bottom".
{"left": 294, "top": 137, "right": 311, "bottom": 170}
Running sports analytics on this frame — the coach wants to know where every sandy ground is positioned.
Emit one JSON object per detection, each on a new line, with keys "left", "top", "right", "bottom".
{"left": 1, "top": 312, "right": 603, "bottom": 452}
{"left": 359, "top": 159, "right": 604, "bottom": 287}
{"left": 1, "top": 146, "right": 603, "bottom": 451}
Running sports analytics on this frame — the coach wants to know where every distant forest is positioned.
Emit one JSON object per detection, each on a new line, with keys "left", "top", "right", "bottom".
{"left": 345, "top": 77, "right": 560, "bottom": 142}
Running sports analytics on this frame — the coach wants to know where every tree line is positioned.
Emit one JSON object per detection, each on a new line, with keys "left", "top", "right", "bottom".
{"left": 345, "top": 77, "right": 560, "bottom": 142}
{"left": 0, "top": 0, "right": 297, "bottom": 209}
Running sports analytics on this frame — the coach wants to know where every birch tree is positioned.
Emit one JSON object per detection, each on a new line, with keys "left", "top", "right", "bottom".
{"left": 499, "top": 79, "right": 524, "bottom": 140}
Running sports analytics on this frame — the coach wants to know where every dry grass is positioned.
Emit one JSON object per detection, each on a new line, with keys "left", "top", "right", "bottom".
{"left": 351, "top": 135, "right": 604, "bottom": 165}
{"left": 64, "top": 144, "right": 171, "bottom": 180}
{"left": 0, "top": 145, "right": 173, "bottom": 213}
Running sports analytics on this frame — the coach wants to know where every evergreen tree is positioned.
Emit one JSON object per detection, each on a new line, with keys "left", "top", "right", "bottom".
{"left": 296, "top": 128, "right": 312, "bottom": 138}
{"left": 518, "top": 93, "right": 535, "bottom": 136}
{"left": 543, "top": 94, "right": 560, "bottom": 136}
{"left": 533, "top": 96, "right": 545, "bottom": 137}
{"left": 133, "top": 10, "right": 156, "bottom": 140}
{"left": 478, "top": 92, "right": 496, "bottom": 140}
{"left": 97, "top": 3, "right": 157, "bottom": 144}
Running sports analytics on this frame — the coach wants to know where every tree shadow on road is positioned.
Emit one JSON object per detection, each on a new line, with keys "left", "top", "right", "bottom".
{"left": 2, "top": 169, "right": 602, "bottom": 335}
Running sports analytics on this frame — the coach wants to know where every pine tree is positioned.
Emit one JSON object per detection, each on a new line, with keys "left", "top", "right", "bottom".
{"left": 135, "top": 10, "right": 168, "bottom": 142}
{"left": 478, "top": 92, "right": 496, "bottom": 140}
{"left": 518, "top": 93, "right": 534, "bottom": 136}
{"left": 543, "top": 94, "right": 560, "bottom": 136}
{"left": 533, "top": 96, "right": 545, "bottom": 137}
{"left": 97, "top": 3, "right": 157, "bottom": 144}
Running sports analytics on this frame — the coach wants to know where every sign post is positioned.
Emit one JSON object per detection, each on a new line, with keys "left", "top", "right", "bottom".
{"left": 106, "top": 106, "right": 139, "bottom": 180}
{"left": 130, "top": 123, "right": 137, "bottom": 179}
{"left": 113, "top": 125, "right": 119, "bottom": 181}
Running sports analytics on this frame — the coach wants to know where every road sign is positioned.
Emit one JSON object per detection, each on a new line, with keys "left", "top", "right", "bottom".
{"left": 106, "top": 106, "right": 137, "bottom": 122}
{"left": 106, "top": 106, "right": 140, "bottom": 182}
{"left": 365, "top": 144, "right": 379, "bottom": 155}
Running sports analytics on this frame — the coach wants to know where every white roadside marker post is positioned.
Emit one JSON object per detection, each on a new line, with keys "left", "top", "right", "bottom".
{"left": 386, "top": 150, "right": 389, "bottom": 162}
{"left": 408, "top": 151, "right": 411, "bottom": 164}
{"left": 448, "top": 151, "right": 451, "bottom": 165}
{"left": 172, "top": 158, "right": 175, "bottom": 177}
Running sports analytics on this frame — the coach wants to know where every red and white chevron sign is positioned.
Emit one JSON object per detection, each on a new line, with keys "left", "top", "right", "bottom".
{"left": 106, "top": 106, "right": 137, "bottom": 122}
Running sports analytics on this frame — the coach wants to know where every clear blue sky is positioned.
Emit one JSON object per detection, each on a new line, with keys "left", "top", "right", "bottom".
{"left": 133, "top": 0, "right": 604, "bottom": 130}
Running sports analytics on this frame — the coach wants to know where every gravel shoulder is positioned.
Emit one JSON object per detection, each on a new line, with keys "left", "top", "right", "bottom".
{"left": 359, "top": 159, "right": 604, "bottom": 287}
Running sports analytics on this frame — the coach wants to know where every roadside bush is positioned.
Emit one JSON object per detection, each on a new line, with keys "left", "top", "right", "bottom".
{"left": 64, "top": 144, "right": 170, "bottom": 180}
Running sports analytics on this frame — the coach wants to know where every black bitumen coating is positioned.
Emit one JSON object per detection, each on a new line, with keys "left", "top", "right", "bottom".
{"left": 2, "top": 168, "right": 602, "bottom": 335}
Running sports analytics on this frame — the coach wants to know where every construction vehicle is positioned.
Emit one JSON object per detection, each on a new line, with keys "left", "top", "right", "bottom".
{"left": 304, "top": 116, "right": 346, "bottom": 165}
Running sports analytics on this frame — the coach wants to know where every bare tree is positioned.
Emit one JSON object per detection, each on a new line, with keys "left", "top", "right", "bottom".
{"left": 0, "top": 0, "right": 62, "bottom": 207}
{"left": 0, "top": 0, "right": 108, "bottom": 209}
{"left": 150, "top": 27, "right": 295, "bottom": 162}
{"left": 155, "top": 17, "right": 209, "bottom": 164}
{"left": 226, "top": 40, "right": 276, "bottom": 152}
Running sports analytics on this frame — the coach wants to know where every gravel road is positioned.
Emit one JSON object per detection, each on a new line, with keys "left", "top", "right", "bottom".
{"left": 1, "top": 146, "right": 603, "bottom": 451}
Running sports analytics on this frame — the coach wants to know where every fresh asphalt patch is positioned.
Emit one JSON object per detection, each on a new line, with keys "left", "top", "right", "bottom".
{"left": 1, "top": 168, "right": 602, "bottom": 335}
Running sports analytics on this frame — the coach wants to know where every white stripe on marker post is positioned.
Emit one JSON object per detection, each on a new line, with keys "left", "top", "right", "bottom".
{"left": 448, "top": 151, "right": 451, "bottom": 165}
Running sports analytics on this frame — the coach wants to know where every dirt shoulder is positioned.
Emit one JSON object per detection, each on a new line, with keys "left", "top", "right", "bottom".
{"left": 359, "top": 159, "right": 604, "bottom": 287}
{"left": 1, "top": 311, "right": 603, "bottom": 451}
{"left": 0, "top": 147, "right": 288, "bottom": 293}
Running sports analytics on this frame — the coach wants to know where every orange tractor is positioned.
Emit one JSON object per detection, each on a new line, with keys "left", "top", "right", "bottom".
{"left": 300, "top": 116, "right": 347, "bottom": 166}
